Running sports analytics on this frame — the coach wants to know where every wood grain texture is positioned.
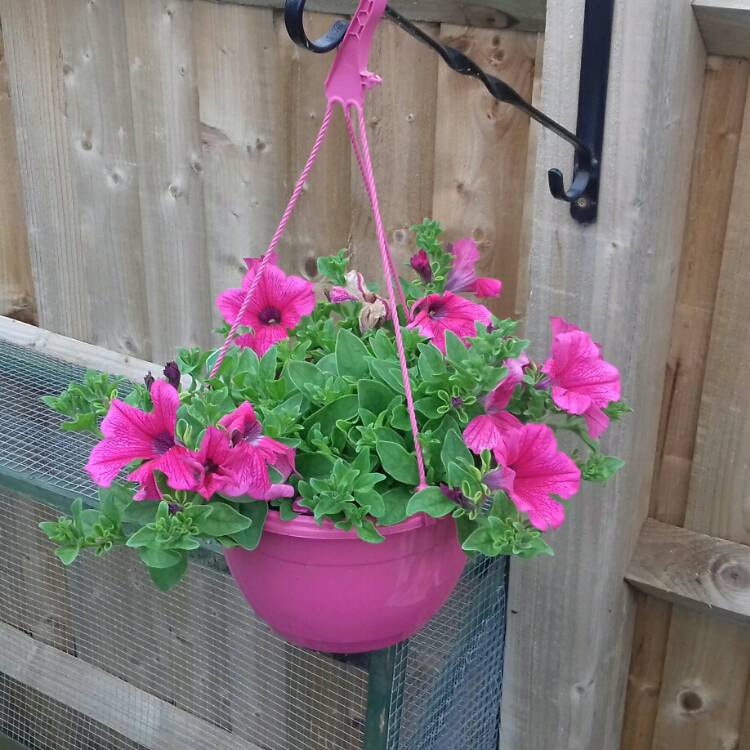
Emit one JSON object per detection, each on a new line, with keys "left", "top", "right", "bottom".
{"left": 349, "top": 20, "right": 439, "bottom": 284}
{"left": 277, "top": 12, "right": 351, "bottom": 282}
{"left": 627, "top": 520, "right": 750, "bottom": 625}
{"left": 0, "top": 620, "right": 261, "bottom": 750}
{"left": 0, "top": 0, "right": 89, "bottom": 340}
{"left": 204, "top": 0, "right": 547, "bottom": 32}
{"left": 124, "top": 0, "right": 212, "bottom": 362}
{"left": 431, "top": 26, "right": 536, "bottom": 319}
{"left": 500, "top": 1, "right": 707, "bottom": 748}
{"left": 621, "top": 56, "right": 749, "bottom": 750}
{"left": 652, "top": 69, "right": 750, "bottom": 750}
{"left": 57, "top": 0, "right": 151, "bottom": 357}
{"left": 0, "top": 316, "right": 155, "bottom": 381}
{"left": 0, "top": 22, "right": 35, "bottom": 324}
{"left": 194, "top": 1, "right": 287, "bottom": 310}
{"left": 694, "top": 0, "right": 750, "bottom": 58}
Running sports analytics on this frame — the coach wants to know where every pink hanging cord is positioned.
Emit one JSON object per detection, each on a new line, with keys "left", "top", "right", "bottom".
{"left": 344, "top": 105, "right": 428, "bottom": 489}
{"left": 210, "top": 102, "right": 335, "bottom": 379}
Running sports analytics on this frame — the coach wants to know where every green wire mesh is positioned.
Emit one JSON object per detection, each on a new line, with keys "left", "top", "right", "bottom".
{"left": 0, "top": 337, "right": 507, "bottom": 750}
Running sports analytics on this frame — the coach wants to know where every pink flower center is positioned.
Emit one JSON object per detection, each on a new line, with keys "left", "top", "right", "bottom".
{"left": 427, "top": 300, "right": 448, "bottom": 320}
{"left": 258, "top": 306, "right": 282, "bottom": 325}
{"left": 153, "top": 432, "right": 174, "bottom": 455}
{"left": 204, "top": 459, "right": 220, "bottom": 475}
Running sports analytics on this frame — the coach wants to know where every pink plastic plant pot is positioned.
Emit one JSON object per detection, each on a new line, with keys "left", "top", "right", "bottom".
{"left": 225, "top": 511, "right": 467, "bottom": 653}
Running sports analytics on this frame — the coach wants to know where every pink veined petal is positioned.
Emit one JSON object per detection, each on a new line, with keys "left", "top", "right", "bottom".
{"left": 243, "top": 251, "right": 279, "bottom": 276}
{"left": 99, "top": 399, "right": 163, "bottom": 446}
{"left": 584, "top": 404, "right": 610, "bottom": 439}
{"left": 257, "top": 436, "right": 296, "bottom": 476}
{"left": 219, "top": 401, "right": 259, "bottom": 435}
{"left": 130, "top": 464, "right": 163, "bottom": 501}
{"left": 86, "top": 438, "right": 149, "bottom": 487}
{"left": 551, "top": 385, "right": 593, "bottom": 415}
{"left": 216, "top": 287, "right": 247, "bottom": 326}
{"left": 149, "top": 380, "right": 180, "bottom": 436}
{"left": 464, "top": 415, "right": 506, "bottom": 453}
{"left": 471, "top": 277, "right": 503, "bottom": 298}
{"left": 550, "top": 316, "right": 579, "bottom": 337}
{"left": 446, "top": 238, "right": 481, "bottom": 292}
{"left": 231, "top": 443, "right": 272, "bottom": 497}
{"left": 277, "top": 274, "right": 316, "bottom": 320}
{"left": 525, "top": 496, "right": 567, "bottom": 532}
{"left": 240, "top": 325, "right": 290, "bottom": 357}
{"left": 154, "top": 446, "right": 201, "bottom": 491}
{"left": 494, "top": 424, "right": 580, "bottom": 531}
{"left": 263, "top": 483, "right": 296, "bottom": 501}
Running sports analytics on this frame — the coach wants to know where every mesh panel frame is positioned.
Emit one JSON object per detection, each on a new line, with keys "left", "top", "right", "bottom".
{"left": 0, "top": 337, "right": 507, "bottom": 750}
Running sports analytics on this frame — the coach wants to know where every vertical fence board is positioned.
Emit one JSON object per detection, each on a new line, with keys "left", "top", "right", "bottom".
{"left": 0, "top": 22, "right": 34, "bottom": 325}
{"left": 349, "top": 21, "right": 439, "bottom": 283}
{"left": 277, "top": 12, "right": 351, "bottom": 280}
{"left": 621, "top": 55, "right": 750, "bottom": 750}
{"left": 194, "top": 1, "right": 287, "bottom": 310}
{"left": 0, "top": 0, "right": 89, "bottom": 340}
{"left": 652, "top": 74, "right": 750, "bottom": 750}
{"left": 432, "top": 26, "right": 536, "bottom": 319}
{"left": 57, "top": 0, "right": 151, "bottom": 358}
{"left": 124, "top": 0, "right": 211, "bottom": 362}
{"left": 500, "top": 1, "right": 706, "bottom": 748}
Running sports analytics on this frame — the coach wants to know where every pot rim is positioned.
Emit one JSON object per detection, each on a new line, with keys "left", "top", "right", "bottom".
{"left": 262, "top": 507, "right": 439, "bottom": 540}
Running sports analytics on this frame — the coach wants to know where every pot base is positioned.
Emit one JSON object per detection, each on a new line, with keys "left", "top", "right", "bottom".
{"left": 226, "top": 512, "right": 466, "bottom": 654}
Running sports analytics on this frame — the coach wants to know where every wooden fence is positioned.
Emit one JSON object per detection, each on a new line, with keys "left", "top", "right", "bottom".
{"left": 3, "top": 1, "right": 750, "bottom": 749}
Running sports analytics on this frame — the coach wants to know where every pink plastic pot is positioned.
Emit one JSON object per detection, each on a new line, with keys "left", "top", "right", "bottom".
{"left": 225, "top": 511, "right": 466, "bottom": 653}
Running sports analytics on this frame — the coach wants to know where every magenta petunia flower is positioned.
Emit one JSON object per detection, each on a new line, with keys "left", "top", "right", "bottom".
{"left": 445, "top": 238, "right": 502, "bottom": 299}
{"left": 191, "top": 427, "right": 245, "bottom": 500}
{"left": 219, "top": 402, "right": 296, "bottom": 501}
{"left": 408, "top": 292, "right": 492, "bottom": 354}
{"left": 86, "top": 380, "right": 197, "bottom": 497}
{"left": 216, "top": 253, "right": 315, "bottom": 356}
{"left": 410, "top": 249, "right": 433, "bottom": 283}
{"left": 542, "top": 324, "right": 621, "bottom": 439}
{"left": 463, "top": 354, "right": 529, "bottom": 453}
{"left": 487, "top": 423, "right": 581, "bottom": 531}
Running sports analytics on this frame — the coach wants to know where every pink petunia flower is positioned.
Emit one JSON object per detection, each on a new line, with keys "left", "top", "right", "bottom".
{"left": 408, "top": 292, "right": 492, "bottom": 354}
{"left": 86, "top": 380, "right": 197, "bottom": 497}
{"left": 191, "top": 427, "right": 245, "bottom": 500}
{"left": 542, "top": 324, "right": 621, "bottom": 439}
{"left": 219, "top": 402, "right": 296, "bottom": 501}
{"left": 329, "top": 270, "right": 388, "bottom": 333}
{"left": 217, "top": 253, "right": 315, "bottom": 356}
{"left": 445, "top": 238, "right": 502, "bottom": 299}
{"left": 486, "top": 423, "right": 581, "bottom": 532}
{"left": 463, "top": 354, "right": 529, "bottom": 453}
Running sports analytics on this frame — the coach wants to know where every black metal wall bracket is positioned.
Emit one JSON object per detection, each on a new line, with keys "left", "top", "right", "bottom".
{"left": 284, "top": 0, "right": 615, "bottom": 225}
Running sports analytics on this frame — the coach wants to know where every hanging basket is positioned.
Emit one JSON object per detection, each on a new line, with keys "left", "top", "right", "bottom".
{"left": 225, "top": 511, "right": 466, "bottom": 653}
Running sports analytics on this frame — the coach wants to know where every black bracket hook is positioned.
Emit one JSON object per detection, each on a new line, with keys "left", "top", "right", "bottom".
{"left": 284, "top": 0, "right": 614, "bottom": 225}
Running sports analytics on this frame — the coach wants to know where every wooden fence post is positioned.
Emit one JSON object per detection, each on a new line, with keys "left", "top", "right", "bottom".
{"left": 499, "top": 1, "right": 707, "bottom": 748}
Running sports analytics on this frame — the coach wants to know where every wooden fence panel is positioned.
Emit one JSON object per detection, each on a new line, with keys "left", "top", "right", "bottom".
{"left": 500, "top": 1, "right": 707, "bottom": 748}
{"left": 621, "top": 55, "right": 750, "bottom": 750}
{"left": 651, "top": 68, "right": 750, "bottom": 750}
{"left": 0, "top": 23, "right": 34, "bottom": 324}
{"left": 431, "top": 26, "right": 537, "bottom": 320}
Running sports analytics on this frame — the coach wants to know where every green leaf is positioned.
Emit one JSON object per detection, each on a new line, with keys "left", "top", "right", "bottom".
{"left": 98, "top": 484, "right": 132, "bottom": 523}
{"left": 357, "top": 489, "right": 385, "bottom": 518}
{"left": 367, "top": 358, "right": 406, "bottom": 394}
{"left": 305, "top": 395, "right": 359, "bottom": 433}
{"left": 126, "top": 526, "right": 158, "bottom": 548}
{"left": 297, "top": 452, "right": 336, "bottom": 478}
{"left": 406, "top": 487, "right": 455, "bottom": 518}
{"left": 441, "top": 429, "right": 473, "bottom": 475}
{"left": 355, "top": 521, "right": 385, "bottom": 544}
{"left": 357, "top": 379, "right": 396, "bottom": 415}
{"left": 376, "top": 441, "right": 419, "bottom": 485}
{"left": 581, "top": 454, "right": 625, "bottom": 483}
{"left": 379, "top": 487, "right": 411, "bottom": 526}
{"left": 317, "top": 353, "right": 339, "bottom": 375}
{"left": 123, "top": 501, "right": 160, "bottom": 525}
{"left": 286, "top": 360, "right": 327, "bottom": 394}
{"left": 55, "top": 545, "right": 81, "bottom": 566}
{"left": 228, "top": 502, "right": 268, "bottom": 550}
{"left": 193, "top": 502, "right": 251, "bottom": 537}
{"left": 461, "top": 526, "right": 495, "bottom": 556}
{"left": 149, "top": 555, "right": 188, "bottom": 591}
{"left": 417, "top": 343, "right": 446, "bottom": 380}
{"left": 371, "top": 329, "right": 396, "bottom": 360}
{"left": 139, "top": 545, "right": 183, "bottom": 569}
{"left": 444, "top": 331, "right": 469, "bottom": 366}
{"left": 414, "top": 396, "right": 443, "bottom": 419}
{"left": 336, "top": 329, "right": 371, "bottom": 378}
{"left": 259, "top": 346, "right": 278, "bottom": 382}
{"left": 278, "top": 500, "right": 297, "bottom": 521}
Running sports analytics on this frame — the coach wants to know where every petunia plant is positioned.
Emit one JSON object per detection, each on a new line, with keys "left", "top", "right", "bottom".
{"left": 41, "top": 220, "right": 629, "bottom": 591}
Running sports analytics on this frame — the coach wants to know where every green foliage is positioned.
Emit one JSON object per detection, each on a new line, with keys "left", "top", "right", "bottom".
{"left": 40, "top": 218, "right": 630, "bottom": 587}
{"left": 42, "top": 371, "right": 126, "bottom": 434}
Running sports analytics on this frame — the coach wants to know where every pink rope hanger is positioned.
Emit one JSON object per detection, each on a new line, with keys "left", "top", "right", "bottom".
{"left": 211, "top": 0, "right": 428, "bottom": 490}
